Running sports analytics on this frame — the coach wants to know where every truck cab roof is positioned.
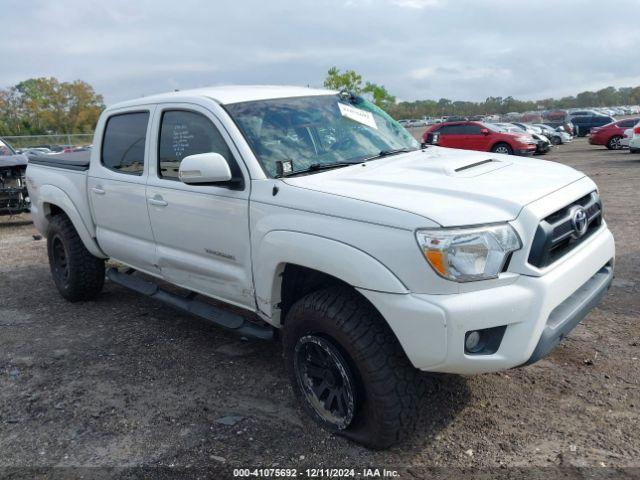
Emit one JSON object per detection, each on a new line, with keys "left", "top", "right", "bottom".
{"left": 109, "top": 85, "right": 337, "bottom": 110}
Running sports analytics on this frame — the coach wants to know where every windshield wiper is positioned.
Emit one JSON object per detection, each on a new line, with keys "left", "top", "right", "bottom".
{"left": 278, "top": 161, "right": 363, "bottom": 178}
{"left": 361, "top": 148, "right": 415, "bottom": 162}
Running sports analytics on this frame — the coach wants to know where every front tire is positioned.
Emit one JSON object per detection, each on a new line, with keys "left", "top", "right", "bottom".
{"left": 283, "top": 287, "right": 425, "bottom": 449}
{"left": 491, "top": 142, "right": 513, "bottom": 155}
{"left": 607, "top": 136, "right": 622, "bottom": 150}
{"left": 47, "top": 214, "right": 105, "bottom": 302}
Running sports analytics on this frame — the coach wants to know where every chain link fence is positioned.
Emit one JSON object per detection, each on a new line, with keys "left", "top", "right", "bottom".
{"left": 2, "top": 134, "right": 94, "bottom": 150}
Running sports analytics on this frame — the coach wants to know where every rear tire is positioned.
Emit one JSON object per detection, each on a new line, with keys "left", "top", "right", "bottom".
{"left": 47, "top": 214, "right": 105, "bottom": 302}
{"left": 491, "top": 142, "right": 513, "bottom": 155}
{"left": 282, "top": 287, "right": 425, "bottom": 449}
{"left": 630, "top": 148, "right": 640, "bottom": 154}
{"left": 551, "top": 136, "right": 561, "bottom": 145}
{"left": 607, "top": 136, "right": 622, "bottom": 150}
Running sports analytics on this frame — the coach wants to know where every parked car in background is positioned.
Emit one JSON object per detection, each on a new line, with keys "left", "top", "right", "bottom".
{"left": 19, "top": 147, "right": 54, "bottom": 156}
{"left": 629, "top": 123, "right": 640, "bottom": 153}
{"left": 422, "top": 121, "right": 537, "bottom": 155}
{"left": 534, "top": 123, "right": 566, "bottom": 145}
{"left": 569, "top": 110, "right": 598, "bottom": 117}
{"left": 621, "top": 127, "right": 633, "bottom": 148}
{"left": 572, "top": 115, "right": 615, "bottom": 137}
{"left": 507, "top": 123, "right": 551, "bottom": 155}
{"left": 589, "top": 118, "right": 640, "bottom": 150}
{"left": 544, "top": 121, "right": 574, "bottom": 136}
{"left": 0, "top": 138, "right": 30, "bottom": 215}
{"left": 444, "top": 115, "right": 468, "bottom": 122}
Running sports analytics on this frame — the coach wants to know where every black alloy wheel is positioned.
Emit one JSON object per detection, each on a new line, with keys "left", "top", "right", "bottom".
{"left": 293, "top": 334, "right": 357, "bottom": 430}
{"left": 51, "top": 235, "right": 70, "bottom": 284}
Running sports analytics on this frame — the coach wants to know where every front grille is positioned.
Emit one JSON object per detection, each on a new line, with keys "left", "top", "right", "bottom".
{"left": 528, "top": 191, "right": 603, "bottom": 268}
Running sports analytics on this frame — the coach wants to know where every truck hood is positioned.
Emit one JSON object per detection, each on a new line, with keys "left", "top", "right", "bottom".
{"left": 283, "top": 147, "right": 585, "bottom": 226}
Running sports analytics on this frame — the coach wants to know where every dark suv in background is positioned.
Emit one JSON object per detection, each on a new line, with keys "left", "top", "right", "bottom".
{"left": 572, "top": 115, "right": 615, "bottom": 137}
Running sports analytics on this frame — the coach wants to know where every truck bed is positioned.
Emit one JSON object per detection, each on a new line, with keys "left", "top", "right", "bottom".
{"left": 27, "top": 150, "right": 96, "bottom": 242}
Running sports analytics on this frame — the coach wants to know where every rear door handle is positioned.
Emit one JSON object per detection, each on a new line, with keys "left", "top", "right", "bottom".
{"left": 148, "top": 196, "right": 168, "bottom": 207}
{"left": 92, "top": 187, "right": 106, "bottom": 195}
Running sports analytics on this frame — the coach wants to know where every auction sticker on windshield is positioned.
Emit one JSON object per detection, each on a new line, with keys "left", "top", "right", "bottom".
{"left": 338, "top": 102, "right": 378, "bottom": 129}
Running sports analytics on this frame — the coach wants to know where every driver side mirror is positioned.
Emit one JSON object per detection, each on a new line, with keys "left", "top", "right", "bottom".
{"left": 480, "top": 128, "right": 490, "bottom": 135}
{"left": 179, "top": 152, "right": 232, "bottom": 185}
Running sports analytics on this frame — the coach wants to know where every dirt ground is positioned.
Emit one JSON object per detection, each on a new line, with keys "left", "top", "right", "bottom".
{"left": 1, "top": 138, "right": 639, "bottom": 478}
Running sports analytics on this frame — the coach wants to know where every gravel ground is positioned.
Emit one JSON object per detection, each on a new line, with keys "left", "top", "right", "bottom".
{"left": 0, "top": 138, "right": 638, "bottom": 478}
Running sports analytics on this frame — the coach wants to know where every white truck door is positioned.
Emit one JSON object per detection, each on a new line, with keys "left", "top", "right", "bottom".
{"left": 145, "top": 104, "right": 254, "bottom": 310}
{"left": 88, "top": 108, "right": 160, "bottom": 275}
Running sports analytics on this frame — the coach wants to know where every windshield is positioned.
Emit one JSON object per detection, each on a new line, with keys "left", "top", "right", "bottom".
{"left": 0, "top": 139, "right": 16, "bottom": 156}
{"left": 225, "top": 94, "right": 419, "bottom": 177}
{"left": 485, "top": 123, "right": 526, "bottom": 134}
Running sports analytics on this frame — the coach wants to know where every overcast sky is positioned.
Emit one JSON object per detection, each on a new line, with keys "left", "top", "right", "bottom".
{"left": 2, "top": 0, "right": 640, "bottom": 105}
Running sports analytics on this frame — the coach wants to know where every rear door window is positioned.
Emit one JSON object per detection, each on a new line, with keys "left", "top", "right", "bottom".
{"left": 102, "top": 112, "right": 150, "bottom": 175}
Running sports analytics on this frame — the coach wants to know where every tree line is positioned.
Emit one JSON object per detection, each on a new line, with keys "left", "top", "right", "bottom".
{"left": 0, "top": 77, "right": 104, "bottom": 136}
{"left": 2, "top": 72, "right": 640, "bottom": 137}
{"left": 324, "top": 67, "right": 640, "bottom": 119}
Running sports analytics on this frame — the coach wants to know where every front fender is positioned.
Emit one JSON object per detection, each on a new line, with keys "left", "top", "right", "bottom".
{"left": 37, "top": 184, "right": 106, "bottom": 258}
{"left": 254, "top": 230, "right": 408, "bottom": 324}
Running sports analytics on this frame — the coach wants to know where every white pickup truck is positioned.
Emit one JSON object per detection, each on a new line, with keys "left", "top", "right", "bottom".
{"left": 26, "top": 86, "right": 615, "bottom": 448}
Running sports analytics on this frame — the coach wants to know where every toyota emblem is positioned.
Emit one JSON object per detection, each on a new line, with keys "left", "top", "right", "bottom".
{"left": 571, "top": 207, "right": 588, "bottom": 237}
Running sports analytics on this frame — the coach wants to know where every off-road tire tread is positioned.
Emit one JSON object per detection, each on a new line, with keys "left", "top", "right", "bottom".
{"left": 47, "top": 214, "right": 105, "bottom": 302}
{"left": 283, "top": 286, "right": 425, "bottom": 449}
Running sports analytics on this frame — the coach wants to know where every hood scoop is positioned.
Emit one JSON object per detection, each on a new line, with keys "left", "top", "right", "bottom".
{"left": 454, "top": 159, "right": 497, "bottom": 172}
{"left": 416, "top": 148, "right": 512, "bottom": 177}
{"left": 447, "top": 157, "right": 511, "bottom": 177}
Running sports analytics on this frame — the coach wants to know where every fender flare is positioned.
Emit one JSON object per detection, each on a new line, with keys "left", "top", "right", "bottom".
{"left": 254, "top": 230, "right": 408, "bottom": 324}
{"left": 38, "top": 185, "right": 107, "bottom": 258}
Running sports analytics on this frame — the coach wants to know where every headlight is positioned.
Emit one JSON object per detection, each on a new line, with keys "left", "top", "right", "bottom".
{"left": 516, "top": 135, "right": 535, "bottom": 144}
{"left": 415, "top": 224, "right": 522, "bottom": 282}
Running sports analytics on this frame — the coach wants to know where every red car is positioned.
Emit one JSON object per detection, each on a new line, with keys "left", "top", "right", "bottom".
{"left": 422, "top": 121, "right": 537, "bottom": 156}
{"left": 589, "top": 117, "right": 639, "bottom": 150}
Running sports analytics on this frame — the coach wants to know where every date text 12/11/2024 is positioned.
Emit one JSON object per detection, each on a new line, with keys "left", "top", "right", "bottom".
{"left": 232, "top": 468, "right": 400, "bottom": 478}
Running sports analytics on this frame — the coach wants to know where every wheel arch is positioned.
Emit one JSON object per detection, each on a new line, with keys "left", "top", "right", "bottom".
{"left": 38, "top": 185, "right": 107, "bottom": 258}
{"left": 491, "top": 140, "right": 512, "bottom": 152}
{"left": 254, "top": 231, "right": 408, "bottom": 325}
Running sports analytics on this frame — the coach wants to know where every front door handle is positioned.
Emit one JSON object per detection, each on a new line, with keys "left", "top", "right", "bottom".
{"left": 148, "top": 196, "right": 168, "bottom": 207}
{"left": 92, "top": 187, "right": 106, "bottom": 195}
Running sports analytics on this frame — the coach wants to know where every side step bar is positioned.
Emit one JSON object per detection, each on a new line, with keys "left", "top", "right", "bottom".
{"left": 106, "top": 268, "right": 273, "bottom": 340}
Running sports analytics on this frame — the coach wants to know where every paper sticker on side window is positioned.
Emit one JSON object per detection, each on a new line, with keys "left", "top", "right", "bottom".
{"left": 338, "top": 103, "right": 378, "bottom": 130}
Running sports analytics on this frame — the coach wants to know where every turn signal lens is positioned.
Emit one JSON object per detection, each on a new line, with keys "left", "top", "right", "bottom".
{"left": 426, "top": 250, "right": 446, "bottom": 276}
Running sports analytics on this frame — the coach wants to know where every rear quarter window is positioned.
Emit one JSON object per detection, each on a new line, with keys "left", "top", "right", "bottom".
{"left": 101, "top": 112, "right": 150, "bottom": 175}
{"left": 618, "top": 119, "right": 637, "bottom": 128}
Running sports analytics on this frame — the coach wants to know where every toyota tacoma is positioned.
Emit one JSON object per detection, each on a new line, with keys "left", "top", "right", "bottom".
{"left": 26, "top": 86, "right": 615, "bottom": 448}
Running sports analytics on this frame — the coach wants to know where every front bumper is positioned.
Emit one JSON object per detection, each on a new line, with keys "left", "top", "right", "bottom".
{"left": 514, "top": 147, "right": 536, "bottom": 156}
{"left": 359, "top": 225, "right": 615, "bottom": 374}
{"left": 523, "top": 262, "right": 612, "bottom": 365}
